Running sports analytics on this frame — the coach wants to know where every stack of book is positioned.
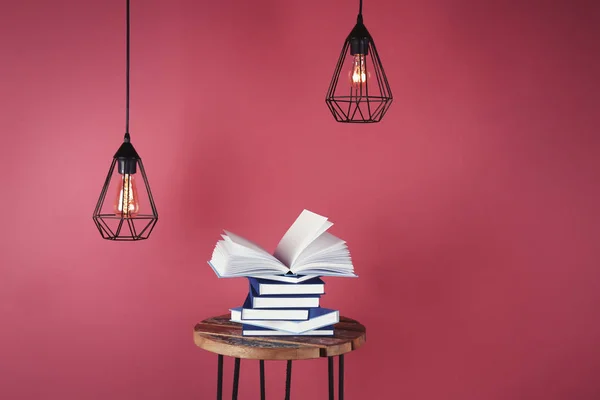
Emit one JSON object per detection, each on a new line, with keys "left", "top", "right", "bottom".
{"left": 231, "top": 276, "right": 339, "bottom": 336}
{"left": 209, "top": 210, "right": 356, "bottom": 336}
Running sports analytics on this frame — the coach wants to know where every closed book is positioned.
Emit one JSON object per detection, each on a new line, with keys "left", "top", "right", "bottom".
{"left": 238, "top": 296, "right": 309, "bottom": 321}
{"left": 231, "top": 307, "right": 339, "bottom": 334}
{"left": 248, "top": 286, "right": 320, "bottom": 309}
{"left": 249, "top": 277, "right": 325, "bottom": 296}
{"left": 242, "top": 324, "right": 334, "bottom": 336}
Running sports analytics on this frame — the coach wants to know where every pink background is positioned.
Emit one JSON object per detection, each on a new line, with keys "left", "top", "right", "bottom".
{"left": 1, "top": 0, "right": 599, "bottom": 399}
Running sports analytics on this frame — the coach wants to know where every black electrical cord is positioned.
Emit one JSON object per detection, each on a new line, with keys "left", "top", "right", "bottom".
{"left": 125, "top": 0, "right": 130, "bottom": 138}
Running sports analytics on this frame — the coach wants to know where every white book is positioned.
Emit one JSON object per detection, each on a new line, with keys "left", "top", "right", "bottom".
{"left": 242, "top": 329, "right": 333, "bottom": 336}
{"left": 237, "top": 294, "right": 310, "bottom": 320}
{"left": 208, "top": 210, "right": 356, "bottom": 278}
{"left": 241, "top": 308, "right": 309, "bottom": 321}
{"left": 250, "top": 295, "right": 320, "bottom": 309}
{"left": 231, "top": 307, "right": 339, "bottom": 334}
{"left": 249, "top": 277, "right": 325, "bottom": 295}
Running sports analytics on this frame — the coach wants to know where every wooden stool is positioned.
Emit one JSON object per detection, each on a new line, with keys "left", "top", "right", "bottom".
{"left": 194, "top": 314, "right": 366, "bottom": 399}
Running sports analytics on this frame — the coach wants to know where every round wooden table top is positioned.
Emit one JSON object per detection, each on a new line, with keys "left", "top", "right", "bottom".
{"left": 193, "top": 314, "right": 366, "bottom": 360}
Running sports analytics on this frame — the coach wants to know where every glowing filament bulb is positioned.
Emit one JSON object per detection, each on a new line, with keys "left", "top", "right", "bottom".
{"left": 114, "top": 174, "right": 139, "bottom": 218}
{"left": 350, "top": 54, "right": 370, "bottom": 88}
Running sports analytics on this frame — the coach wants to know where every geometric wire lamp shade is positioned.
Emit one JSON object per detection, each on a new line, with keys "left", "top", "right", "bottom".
{"left": 325, "top": 0, "right": 392, "bottom": 123}
{"left": 92, "top": 134, "right": 158, "bottom": 241}
{"left": 92, "top": 0, "right": 158, "bottom": 241}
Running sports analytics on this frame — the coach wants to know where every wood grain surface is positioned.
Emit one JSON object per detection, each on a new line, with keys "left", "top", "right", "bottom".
{"left": 193, "top": 315, "right": 366, "bottom": 360}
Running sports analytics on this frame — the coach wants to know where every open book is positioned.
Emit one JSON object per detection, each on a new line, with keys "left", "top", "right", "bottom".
{"left": 208, "top": 210, "right": 355, "bottom": 280}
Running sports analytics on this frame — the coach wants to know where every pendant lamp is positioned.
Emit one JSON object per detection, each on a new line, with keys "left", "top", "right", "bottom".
{"left": 92, "top": 0, "right": 158, "bottom": 241}
{"left": 325, "top": 0, "right": 393, "bottom": 123}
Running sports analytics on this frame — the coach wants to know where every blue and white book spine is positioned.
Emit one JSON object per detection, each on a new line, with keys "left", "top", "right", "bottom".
{"left": 238, "top": 296, "right": 309, "bottom": 320}
{"left": 241, "top": 308, "right": 309, "bottom": 321}
{"left": 248, "top": 285, "right": 320, "bottom": 309}
{"left": 242, "top": 324, "right": 334, "bottom": 336}
{"left": 231, "top": 307, "right": 339, "bottom": 334}
{"left": 248, "top": 277, "right": 325, "bottom": 296}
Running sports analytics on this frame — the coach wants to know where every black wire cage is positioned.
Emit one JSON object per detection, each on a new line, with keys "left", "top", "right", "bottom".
{"left": 326, "top": 11, "right": 393, "bottom": 123}
{"left": 92, "top": 134, "right": 158, "bottom": 241}
{"left": 92, "top": 0, "right": 158, "bottom": 241}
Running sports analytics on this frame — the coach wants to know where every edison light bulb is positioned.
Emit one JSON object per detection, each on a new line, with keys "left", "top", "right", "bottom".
{"left": 349, "top": 54, "right": 370, "bottom": 88}
{"left": 114, "top": 173, "right": 140, "bottom": 218}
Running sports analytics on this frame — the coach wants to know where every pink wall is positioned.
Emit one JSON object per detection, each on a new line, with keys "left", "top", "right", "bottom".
{"left": 1, "top": 0, "right": 599, "bottom": 398}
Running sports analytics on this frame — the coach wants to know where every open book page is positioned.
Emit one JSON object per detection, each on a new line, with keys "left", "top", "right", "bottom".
{"left": 223, "top": 231, "right": 280, "bottom": 263}
{"left": 292, "top": 232, "right": 346, "bottom": 267}
{"left": 289, "top": 231, "right": 356, "bottom": 276}
{"left": 208, "top": 210, "right": 356, "bottom": 279}
{"left": 291, "top": 263, "right": 356, "bottom": 276}
{"left": 273, "top": 210, "right": 333, "bottom": 267}
{"left": 209, "top": 231, "right": 288, "bottom": 277}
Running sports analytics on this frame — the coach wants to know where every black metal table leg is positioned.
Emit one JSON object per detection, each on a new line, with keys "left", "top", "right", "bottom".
{"left": 218, "top": 355, "right": 345, "bottom": 399}
{"left": 339, "top": 355, "right": 344, "bottom": 400}
{"left": 232, "top": 358, "right": 241, "bottom": 400}
{"left": 285, "top": 360, "right": 292, "bottom": 400}
{"left": 217, "top": 355, "right": 223, "bottom": 400}
{"left": 328, "top": 356, "right": 334, "bottom": 400}
{"left": 260, "top": 360, "right": 265, "bottom": 400}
